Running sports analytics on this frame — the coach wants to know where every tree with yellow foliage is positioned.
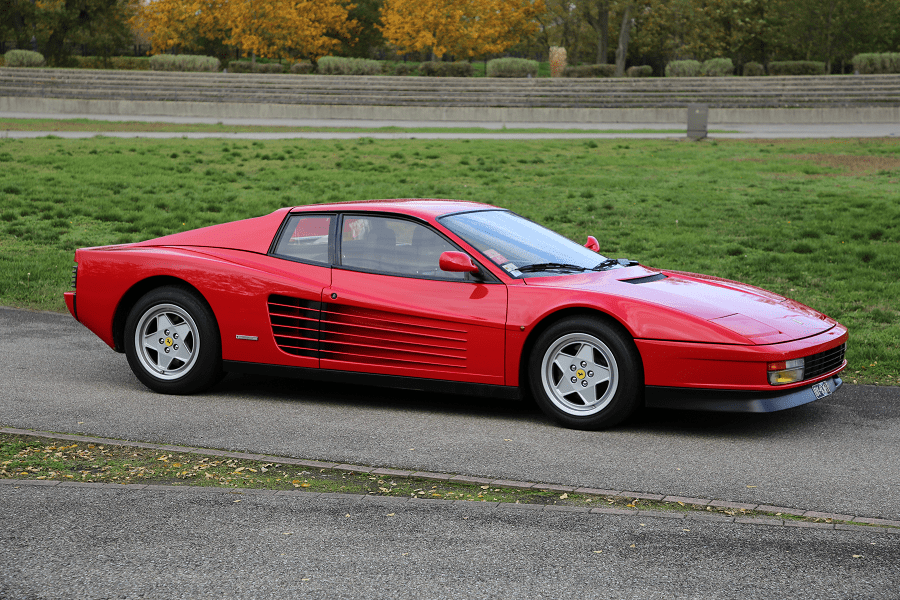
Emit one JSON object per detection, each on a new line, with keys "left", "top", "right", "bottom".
{"left": 135, "top": 0, "right": 356, "bottom": 61}
{"left": 380, "top": 0, "right": 545, "bottom": 60}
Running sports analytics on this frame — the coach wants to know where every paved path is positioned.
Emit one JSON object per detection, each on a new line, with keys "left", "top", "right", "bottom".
{"left": 1, "top": 480, "right": 897, "bottom": 599}
{"left": 2, "top": 111, "right": 899, "bottom": 138}
{"left": 2, "top": 307, "right": 899, "bottom": 522}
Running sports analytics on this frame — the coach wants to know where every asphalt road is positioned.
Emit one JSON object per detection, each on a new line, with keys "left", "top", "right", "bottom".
{"left": 2, "top": 307, "right": 899, "bottom": 522}
{"left": 1, "top": 483, "right": 898, "bottom": 600}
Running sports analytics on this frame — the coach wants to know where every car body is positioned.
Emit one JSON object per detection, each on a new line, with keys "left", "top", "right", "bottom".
{"left": 65, "top": 199, "right": 847, "bottom": 429}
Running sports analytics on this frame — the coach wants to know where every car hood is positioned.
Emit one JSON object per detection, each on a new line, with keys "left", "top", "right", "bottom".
{"left": 525, "top": 267, "right": 836, "bottom": 344}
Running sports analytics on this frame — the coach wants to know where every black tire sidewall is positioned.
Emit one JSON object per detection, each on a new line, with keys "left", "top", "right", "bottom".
{"left": 124, "top": 286, "right": 222, "bottom": 394}
{"left": 528, "top": 317, "right": 642, "bottom": 430}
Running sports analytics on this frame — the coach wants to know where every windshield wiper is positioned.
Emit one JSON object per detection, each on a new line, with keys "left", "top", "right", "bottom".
{"left": 517, "top": 262, "right": 588, "bottom": 273}
{"left": 592, "top": 258, "right": 640, "bottom": 271}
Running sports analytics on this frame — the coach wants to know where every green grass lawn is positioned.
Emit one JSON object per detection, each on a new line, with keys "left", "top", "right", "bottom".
{"left": 0, "top": 135, "right": 897, "bottom": 384}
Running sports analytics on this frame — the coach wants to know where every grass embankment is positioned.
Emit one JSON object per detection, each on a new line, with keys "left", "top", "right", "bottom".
{"left": 2, "top": 432, "right": 885, "bottom": 527}
{"left": 0, "top": 136, "right": 897, "bottom": 384}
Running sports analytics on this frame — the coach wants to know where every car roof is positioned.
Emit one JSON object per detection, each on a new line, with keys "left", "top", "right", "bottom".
{"left": 289, "top": 199, "right": 500, "bottom": 220}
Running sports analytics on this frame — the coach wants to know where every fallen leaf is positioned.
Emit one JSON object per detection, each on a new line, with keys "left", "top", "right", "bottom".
{"left": 852, "top": 555, "right": 863, "bottom": 558}
{"left": 559, "top": 493, "right": 569, "bottom": 499}
{"left": 386, "top": 513, "right": 395, "bottom": 517}
{"left": 592, "top": 550, "right": 602, "bottom": 554}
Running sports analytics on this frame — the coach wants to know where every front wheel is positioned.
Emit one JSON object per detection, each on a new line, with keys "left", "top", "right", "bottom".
{"left": 124, "top": 286, "right": 223, "bottom": 394}
{"left": 528, "top": 317, "right": 642, "bottom": 430}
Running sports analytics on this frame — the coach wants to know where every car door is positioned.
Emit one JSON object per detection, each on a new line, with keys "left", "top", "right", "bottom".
{"left": 322, "top": 214, "right": 508, "bottom": 385}
{"left": 223, "top": 213, "right": 335, "bottom": 369}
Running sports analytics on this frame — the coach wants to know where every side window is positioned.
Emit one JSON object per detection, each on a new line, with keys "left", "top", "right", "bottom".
{"left": 272, "top": 215, "right": 333, "bottom": 264}
{"left": 340, "top": 215, "right": 465, "bottom": 280}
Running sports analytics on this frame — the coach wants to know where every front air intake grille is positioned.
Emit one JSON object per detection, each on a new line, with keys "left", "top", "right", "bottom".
{"left": 805, "top": 343, "right": 846, "bottom": 379}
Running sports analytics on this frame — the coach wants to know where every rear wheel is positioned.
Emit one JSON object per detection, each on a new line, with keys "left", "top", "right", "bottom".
{"left": 528, "top": 317, "right": 642, "bottom": 430}
{"left": 124, "top": 286, "right": 223, "bottom": 394}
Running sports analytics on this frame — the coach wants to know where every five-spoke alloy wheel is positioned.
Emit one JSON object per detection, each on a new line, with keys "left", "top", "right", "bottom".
{"left": 125, "top": 286, "right": 223, "bottom": 394}
{"left": 529, "top": 317, "right": 642, "bottom": 429}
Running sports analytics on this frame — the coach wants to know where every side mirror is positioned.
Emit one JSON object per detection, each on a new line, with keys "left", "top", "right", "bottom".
{"left": 584, "top": 236, "right": 600, "bottom": 252}
{"left": 439, "top": 251, "right": 479, "bottom": 273}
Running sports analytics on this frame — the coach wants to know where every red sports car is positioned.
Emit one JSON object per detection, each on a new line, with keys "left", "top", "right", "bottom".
{"left": 65, "top": 199, "right": 847, "bottom": 429}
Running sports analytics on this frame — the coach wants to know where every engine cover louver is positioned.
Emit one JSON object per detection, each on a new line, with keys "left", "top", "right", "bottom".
{"left": 268, "top": 294, "right": 467, "bottom": 369}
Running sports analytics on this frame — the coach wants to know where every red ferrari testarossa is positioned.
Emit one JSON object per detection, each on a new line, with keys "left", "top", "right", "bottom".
{"left": 65, "top": 200, "right": 847, "bottom": 429}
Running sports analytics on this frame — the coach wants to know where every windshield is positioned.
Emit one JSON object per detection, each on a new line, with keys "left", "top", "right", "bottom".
{"left": 440, "top": 210, "right": 609, "bottom": 278}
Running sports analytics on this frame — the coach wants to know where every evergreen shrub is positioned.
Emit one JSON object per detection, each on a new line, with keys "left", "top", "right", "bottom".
{"left": 317, "top": 56, "right": 381, "bottom": 75}
{"left": 665, "top": 60, "right": 701, "bottom": 77}
{"left": 626, "top": 65, "right": 652, "bottom": 77}
{"left": 563, "top": 64, "right": 616, "bottom": 78}
{"left": 486, "top": 57, "right": 538, "bottom": 77}
{"left": 700, "top": 58, "right": 734, "bottom": 76}
{"left": 290, "top": 61, "right": 314, "bottom": 74}
{"left": 4, "top": 50, "right": 45, "bottom": 68}
{"left": 150, "top": 54, "right": 220, "bottom": 72}
{"left": 743, "top": 61, "right": 765, "bottom": 76}
{"left": 391, "top": 63, "right": 418, "bottom": 76}
{"left": 419, "top": 61, "right": 473, "bottom": 77}
{"left": 74, "top": 56, "right": 152, "bottom": 70}
{"left": 852, "top": 53, "right": 900, "bottom": 74}
{"left": 767, "top": 61, "right": 826, "bottom": 75}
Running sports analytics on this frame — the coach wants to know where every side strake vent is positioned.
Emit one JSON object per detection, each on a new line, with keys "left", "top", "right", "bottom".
{"left": 319, "top": 304, "right": 467, "bottom": 369}
{"left": 268, "top": 295, "right": 467, "bottom": 369}
{"left": 805, "top": 343, "right": 846, "bottom": 379}
{"left": 268, "top": 295, "right": 321, "bottom": 358}
{"left": 622, "top": 273, "right": 667, "bottom": 284}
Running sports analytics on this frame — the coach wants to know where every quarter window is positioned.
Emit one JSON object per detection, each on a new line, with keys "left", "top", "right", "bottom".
{"left": 272, "top": 215, "right": 333, "bottom": 264}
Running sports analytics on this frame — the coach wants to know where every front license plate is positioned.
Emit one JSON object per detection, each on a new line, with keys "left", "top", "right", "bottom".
{"left": 811, "top": 381, "right": 832, "bottom": 399}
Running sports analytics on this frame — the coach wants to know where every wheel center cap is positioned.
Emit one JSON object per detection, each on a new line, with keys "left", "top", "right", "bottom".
{"left": 165, "top": 337, "right": 174, "bottom": 347}
{"left": 576, "top": 369, "right": 586, "bottom": 380}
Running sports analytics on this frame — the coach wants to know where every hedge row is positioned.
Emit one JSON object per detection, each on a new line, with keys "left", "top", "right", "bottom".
{"left": 564, "top": 64, "right": 616, "bottom": 78}
{"left": 3, "top": 50, "right": 45, "bottom": 68}
{"left": 666, "top": 58, "right": 734, "bottom": 77}
{"left": 227, "top": 61, "right": 284, "bottom": 73}
{"left": 486, "top": 57, "right": 538, "bottom": 78}
{"left": 768, "top": 61, "right": 826, "bottom": 76}
{"left": 149, "top": 54, "right": 220, "bottom": 72}
{"left": 852, "top": 52, "right": 900, "bottom": 74}
{"left": 316, "top": 56, "right": 381, "bottom": 75}
{"left": 73, "top": 56, "right": 152, "bottom": 70}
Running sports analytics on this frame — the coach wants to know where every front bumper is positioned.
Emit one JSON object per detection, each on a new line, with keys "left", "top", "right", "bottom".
{"left": 645, "top": 376, "right": 842, "bottom": 413}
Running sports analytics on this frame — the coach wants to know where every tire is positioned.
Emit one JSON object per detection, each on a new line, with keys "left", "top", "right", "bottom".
{"left": 528, "top": 317, "right": 642, "bottom": 430}
{"left": 124, "top": 286, "right": 224, "bottom": 394}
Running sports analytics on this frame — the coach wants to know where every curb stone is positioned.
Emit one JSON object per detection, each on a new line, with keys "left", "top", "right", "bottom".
{"left": 2, "top": 427, "right": 899, "bottom": 532}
